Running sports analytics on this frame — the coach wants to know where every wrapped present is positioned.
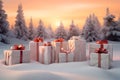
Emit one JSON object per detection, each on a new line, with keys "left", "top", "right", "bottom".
{"left": 4, "top": 45, "right": 30, "bottom": 65}
{"left": 39, "top": 43, "right": 53, "bottom": 64}
{"left": 29, "top": 38, "right": 43, "bottom": 61}
{"left": 68, "top": 39, "right": 86, "bottom": 61}
{"left": 88, "top": 40, "right": 113, "bottom": 61}
{"left": 52, "top": 39, "right": 69, "bottom": 63}
{"left": 89, "top": 48, "right": 110, "bottom": 69}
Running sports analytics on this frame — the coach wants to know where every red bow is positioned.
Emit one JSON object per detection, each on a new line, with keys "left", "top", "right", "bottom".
{"left": 96, "top": 40, "right": 108, "bottom": 44}
{"left": 10, "top": 44, "right": 25, "bottom": 50}
{"left": 54, "top": 38, "right": 64, "bottom": 42}
{"left": 34, "top": 38, "right": 43, "bottom": 42}
{"left": 95, "top": 48, "right": 108, "bottom": 54}
{"left": 44, "top": 42, "right": 52, "bottom": 46}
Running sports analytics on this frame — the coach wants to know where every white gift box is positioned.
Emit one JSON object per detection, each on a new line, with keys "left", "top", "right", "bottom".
{"left": 68, "top": 39, "right": 86, "bottom": 61}
{"left": 52, "top": 41, "right": 69, "bottom": 63}
{"left": 29, "top": 41, "right": 43, "bottom": 61}
{"left": 90, "top": 53, "right": 110, "bottom": 69}
{"left": 59, "top": 53, "right": 74, "bottom": 63}
{"left": 88, "top": 43, "right": 113, "bottom": 61}
{"left": 39, "top": 46, "right": 53, "bottom": 64}
{"left": 4, "top": 50, "right": 30, "bottom": 65}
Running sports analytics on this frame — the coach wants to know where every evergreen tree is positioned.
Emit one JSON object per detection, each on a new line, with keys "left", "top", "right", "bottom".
{"left": 14, "top": 4, "right": 28, "bottom": 40}
{"left": 68, "top": 20, "right": 80, "bottom": 39}
{"left": 46, "top": 25, "right": 54, "bottom": 38}
{"left": 6, "top": 25, "right": 16, "bottom": 38}
{"left": 36, "top": 20, "right": 46, "bottom": 39}
{"left": 82, "top": 14, "right": 101, "bottom": 42}
{"left": 55, "top": 22, "right": 67, "bottom": 40}
{"left": 28, "top": 17, "right": 35, "bottom": 40}
{"left": 0, "top": 0, "right": 9, "bottom": 43}
{"left": 102, "top": 14, "right": 120, "bottom": 41}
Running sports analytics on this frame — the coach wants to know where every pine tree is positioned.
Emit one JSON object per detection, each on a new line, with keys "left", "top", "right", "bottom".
{"left": 68, "top": 20, "right": 80, "bottom": 39}
{"left": 0, "top": 0, "right": 9, "bottom": 43}
{"left": 6, "top": 25, "right": 16, "bottom": 38}
{"left": 14, "top": 4, "right": 28, "bottom": 40}
{"left": 46, "top": 25, "right": 54, "bottom": 38}
{"left": 55, "top": 22, "right": 67, "bottom": 40}
{"left": 36, "top": 20, "right": 46, "bottom": 39}
{"left": 102, "top": 14, "right": 120, "bottom": 41}
{"left": 28, "top": 17, "right": 35, "bottom": 40}
{"left": 82, "top": 14, "right": 101, "bottom": 42}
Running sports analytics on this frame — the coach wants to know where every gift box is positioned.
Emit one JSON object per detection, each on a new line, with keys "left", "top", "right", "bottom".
{"left": 68, "top": 39, "right": 86, "bottom": 61}
{"left": 89, "top": 53, "right": 110, "bottom": 69}
{"left": 88, "top": 43, "right": 113, "bottom": 61}
{"left": 39, "top": 44, "right": 53, "bottom": 64}
{"left": 59, "top": 52, "right": 74, "bottom": 63}
{"left": 4, "top": 45, "right": 30, "bottom": 65}
{"left": 29, "top": 40, "right": 43, "bottom": 61}
{"left": 52, "top": 40, "right": 69, "bottom": 63}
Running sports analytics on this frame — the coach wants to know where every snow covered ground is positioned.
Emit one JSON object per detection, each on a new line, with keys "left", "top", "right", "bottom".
{"left": 0, "top": 38, "right": 120, "bottom": 80}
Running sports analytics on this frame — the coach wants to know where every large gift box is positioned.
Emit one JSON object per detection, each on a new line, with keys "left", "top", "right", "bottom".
{"left": 29, "top": 38, "right": 43, "bottom": 61}
{"left": 89, "top": 53, "right": 110, "bottom": 69}
{"left": 39, "top": 43, "right": 53, "bottom": 64}
{"left": 68, "top": 39, "right": 86, "bottom": 61}
{"left": 4, "top": 45, "right": 30, "bottom": 65}
{"left": 52, "top": 38, "right": 69, "bottom": 63}
{"left": 88, "top": 40, "right": 113, "bottom": 61}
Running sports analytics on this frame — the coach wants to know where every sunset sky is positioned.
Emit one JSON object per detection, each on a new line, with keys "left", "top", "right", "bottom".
{"left": 3, "top": 0, "right": 120, "bottom": 29}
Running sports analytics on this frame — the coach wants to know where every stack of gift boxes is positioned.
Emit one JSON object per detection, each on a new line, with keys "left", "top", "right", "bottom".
{"left": 3, "top": 36, "right": 113, "bottom": 69}
{"left": 89, "top": 40, "right": 113, "bottom": 69}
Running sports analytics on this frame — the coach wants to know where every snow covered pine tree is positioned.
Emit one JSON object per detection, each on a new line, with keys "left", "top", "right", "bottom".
{"left": 14, "top": 4, "right": 28, "bottom": 40}
{"left": 28, "top": 17, "right": 35, "bottom": 40}
{"left": 36, "top": 20, "right": 47, "bottom": 39}
{"left": 102, "top": 9, "right": 120, "bottom": 41}
{"left": 0, "top": 0, "right": 9, "bottom": 44}
{"left": 46, "top": 25, "right": 54, "bottom": 39}
{"left": 82, "top": 14, "right": 101, "bottom": 42}
{"left": 68, "top": 20, "right": 80, "bottom": 39}
{"left": 102, "top": 14, "right": 120, "bottom": 41}
{"left": 55, "top": 22, "right": 67, "bottom": 40}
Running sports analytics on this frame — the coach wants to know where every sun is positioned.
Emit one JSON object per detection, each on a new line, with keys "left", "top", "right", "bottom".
{"left": 54, "top": 20, "right": 61, "bottom": 27}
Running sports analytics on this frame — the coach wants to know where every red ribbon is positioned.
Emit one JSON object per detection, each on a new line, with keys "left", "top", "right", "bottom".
{"left": 95, "top": 48, "right": 108, "bottom": 68}
{"left": 36, "top": 42, "right": 39, "bottom": 61}
{"left": 20, "top": 50, "right": 23, "bottom": 63}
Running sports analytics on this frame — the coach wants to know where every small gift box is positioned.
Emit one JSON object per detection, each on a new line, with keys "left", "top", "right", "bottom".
{"left": 29, "top": 38, "right": 43, "bottom": 61}
{"left": 89, "top": 48, "right": 111, "bottom": 69}
{"left": 39, "top": 42, "right": 53, "bottom": 64}
{"left": 4, "top": 45, "right": 30, "bottom": 65}
{"left": 52, "top": 38, "right": 69, "bottom": 63}
{"left": 68, "top": 39, "right": 86, "bottom": 61}
{"left": 59, "top": 50, "right": 74, "bottom": 63}
{"left": 88, "top": 40, "right": 113, "bottom": 61}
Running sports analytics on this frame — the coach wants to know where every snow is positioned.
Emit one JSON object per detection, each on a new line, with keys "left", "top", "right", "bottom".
{"left": 0, "top": 38, "right": 120, "bottom": 80}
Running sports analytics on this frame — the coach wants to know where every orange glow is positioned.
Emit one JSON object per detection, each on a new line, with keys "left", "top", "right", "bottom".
{"left": 3, "top": 0, "right": 120, "bottom": 29}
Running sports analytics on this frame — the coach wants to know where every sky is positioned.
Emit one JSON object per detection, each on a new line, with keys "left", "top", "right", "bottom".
{"left": 3, "top": 0, "right": 120, "bottom": 29}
